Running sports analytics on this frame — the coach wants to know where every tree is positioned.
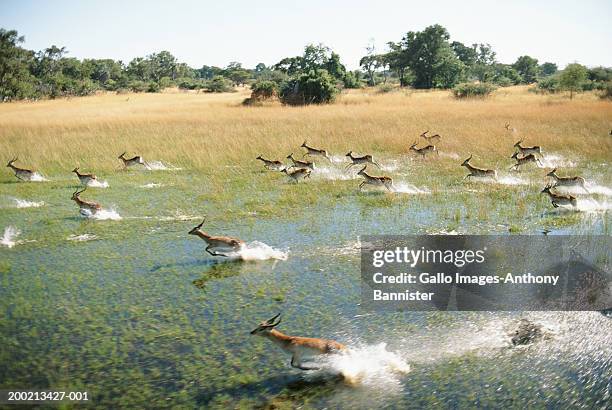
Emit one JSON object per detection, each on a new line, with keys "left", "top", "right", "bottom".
{"left": 280, "top": 69, "right": 338, "bottom": 105}
{"left": 540, "top": 62, "right": 558, "bottom": 77}
{"left": 0, "top": 29, "right": 36, "bottom": 100}
{"left": 513, "top": 55, "right": 539, "bottom": 83}
{"left": 559, "top": 63, "right": 587, "bottom": 99}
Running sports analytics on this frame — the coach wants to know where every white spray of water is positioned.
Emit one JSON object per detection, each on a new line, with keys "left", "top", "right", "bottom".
{"left": 379, "top": 160, "right": 399, "bottom": 172}
{"left": 87, "top": 179, "right": 109, "bottom": 188}
{"left": 144, "top": 161, "right": 181, "bottom": 171}
{"left": 157, "top": 210, "right": 202, "bottom": 221}
{"left": 539, "top": 153, "right": 577, "bottom": 168}
{"left": 312, "top": 166, "right": 359, "bottom": 181}
{"left": 439, "top": 152, "right": 461, "bottom": 160}
{"left": 319, "top": 343, "right": 410, "bottom": 388}
{"left": 1, "top": 226, "right": 21, "bottom": 248}
{"left": 140, "top": 183, "right": 164, "bottom": 188}
{"left": 495, "top": 175, "right": 531, "bottom": 186}
{"left": 223, "top": 241, "right": 288, "bottom": 261}
{"left": 29, "top": 172, "right": 48, "bottom": 182}
{"left": 392, "top": 182, "right": 430, "bottom": 194}
{"left": 67, "top": 233, "right": 98, "bottom": 242}
{"left": 80, "top": 208, "right": 122, "bottom": 220}
{"left": 11, "top": 197, "right": 44, "bottom": 208}
{"left": 575, "top": 198, "right": 611, "bottom": 212}
{"left": 329, "top": 155, "right": 346, "bottom": 164}
{"left": 553, "top": 183, "right": 612, "bottom": 197}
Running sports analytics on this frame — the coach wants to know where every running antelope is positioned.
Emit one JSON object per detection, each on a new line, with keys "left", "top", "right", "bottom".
{"left": 357, "top": 166, "right": 393, "bottom": 191}
{"left": 118, "top": 152, "right": 145, "bottom": 168}
{"left": 514, "top": 140, "right": 542, "bottom": 157}
{"left": 541, "top": 184, "right": 577, "bottom": 208}
{"left": 72, "top": 167, "right": 97, "bottom": 185}
{"left": 345, "top": 151, "right": 380, "bottom": 169}
{"left": 510, "top": 152, "right": 543, "bottom": 171}
{"left": 420, "top": 130, "right": 441, "bottom": 143}
{"left": 505, "top": 123, "right": 517, "bottom": 133}
{"left": 71, "top": 187, "right": 101, "bottom": 214}
{"left": 546, "top": 168, "right": 588, "bottom": 192}
{"left": 301, "top": 141, "right": 330, "bottom": 161}
{"left": 250, "top": 313, "right": 347, "bottom": 371}
{"left": 188, "top": 218, "right": 245, "bottom": 257}
{"left": 6, "top": 158, "right": 35, "bottom": 181}
{"left": 461, "top": 154, "right": 497, "bottom": 180}
{"left": 256, "top": 155, "right": 284, "bottom": 171}
{"left": 281, "top": 167, "right": 311, "bottom": 182}
{"left": 409, "top": 141, "right": 438, "bottom": 158}
{"left": 286, "top": 153, "right": 315, "bottom": 170}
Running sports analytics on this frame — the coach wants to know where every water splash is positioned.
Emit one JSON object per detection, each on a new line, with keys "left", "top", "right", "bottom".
{"left": 29, "top": 172, "right": 48, "bottom": 182}
{"left": 392, "top": 182, "right": 430, "bottom": 194}
{"left": 575, "top": 198, "right": 610, "bottom": 212}
{"left": 439, "top": 152, "right": 461, "bottom": 160}
{"left": 1, "top": 226, "right": 21, "bottom": 248}
{"left": 223, "top": 241, "right": 288, "bottom": 261}
{"left": 140, "top": 183, "right": 164, "bottom": 188}
{"left": 495, "top": 175, "right": 531, "bottom": 186}
{"left": 553, "top": 183, "right": 612, "bottom": 197}
{"left": 144, "top": 161, "right": 181, "bottom": 171}
{"left": 87, "top": 179, "right": 109, "bottom": 188}
{"left": 320, "top": 343, "right": 410, "bottom": 388}
{"left": 379, "top": 160, "right": 399, "bottom": 172}
{"left": 312, "top": 166, "right": 359, "bottom": 180}
{"left": 11, "top": 197, "right": 45, "bottom": 208}
{"left": 80, "top": 208, "right": 122, "bottom": 220}
{"left": 67, "top": 233, "right": 98, "bottom": 242}
{"left": 539, "top": 153, "right": 577, "bottom": 168}
{"left": 329, "top": 155, "right": 346, "bottom": 164}
{"left": 158, "top": 210, "right": 202, "bottom": 221}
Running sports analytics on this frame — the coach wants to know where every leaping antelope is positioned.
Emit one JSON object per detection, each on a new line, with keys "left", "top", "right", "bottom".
{"left": 409, "top": 141, "right": 438, "bottom": 158}
{"left": 256, "top": 155, "right": 284, "bottom": 171}
{"left": 118, "top": 152, "right": 145, "bottom": 168}
{"left": 72, "top": 167, "right": 97, "bottom": 185}
{"left": 188, "top": 218, "right": 245, "bottom": 257}
{"left": 357, "top": 166, "right": 393, "bottom": 191}
{"left": 514, "top": 140, "right": 542, "bottom": 157}
{"left": 420, "top": 130, "right": 441, "bottom": 143}
{"left": 250, "top": 313, "right": 347, "bottom": 371}
{"left": 546, "top": 168, "right": 588, "bottom": 192}
{"left": 461, "top": 154, "right": 497, "bottom": 180}
{"left": 71, "top": 187, "right": 101, "bottom": 214}
{"left": 286, "top": 153, "right": 315, "bottom": 170}
{"left": 510, "top": 152, "right": 542, "bottom": 171}
{"left": 6, "top": 158, "right": 35, "bottom": 181}
{"left": 345, "top": 151, "right": 380, "bottom": 169}
{"left": 301, "top": 141, "right": 330, "bottom": 161}
{"left": 541, "top": 184, "right": 577, "bottom": 208}
{"left": 281, "top": 167, "right": 311, "bottom": 182}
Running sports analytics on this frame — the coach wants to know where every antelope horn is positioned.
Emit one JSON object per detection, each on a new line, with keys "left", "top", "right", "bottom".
{"left": 194, "top": 217, "right": 206, "bottom": 231}
{"left": 264, "top": 313, "right": 281, "bottom": 326}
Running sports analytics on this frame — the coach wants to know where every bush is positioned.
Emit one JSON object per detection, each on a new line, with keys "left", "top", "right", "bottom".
{"left": 494, "top": 76, "right": 513, "bottom": 87}
{"left": 177, "top": 78, "right": 205, "bottom": 90}
{"left": 250, "top": 80, "right": 278, "bottom": 100}
{"left": 377, "top": 84, "right": 396, "bottom": 93}
{"left": 343, "top": 71, "right": 362, "bottom": 89}
{"left": 129, "top": 80, "right": 148, "bottom": 93}
{"left": 452, "top": 82, "right": 496, "bottom": 98}
{"left": 147, "top": 81, "right": 160, "bottom": 93}
{"left": 601, "top": 82, "right": 612, "bottom": 100}
{"left": 279, "top": 69, "right": 339, "bottom": 105}
{"left": 536, "top": 76, "right": 559, "bottom": 93}
{"left": 206, "top": 75, "right": 232, "bottom": 93}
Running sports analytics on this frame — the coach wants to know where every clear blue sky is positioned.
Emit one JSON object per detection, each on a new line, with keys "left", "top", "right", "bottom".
{"left": 1, "top": 0, "right": 610, "bottom": 69}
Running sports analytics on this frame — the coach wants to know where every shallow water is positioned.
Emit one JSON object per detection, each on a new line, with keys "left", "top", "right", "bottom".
{"left": 0, "top": 156, "right": 610, "bottom": 408}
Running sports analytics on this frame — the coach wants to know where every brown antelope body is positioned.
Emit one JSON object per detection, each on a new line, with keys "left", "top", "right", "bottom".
{"left": 546, "top": 168, "right": 588, "bottom": 191}
{"left": 510, "top": 152, "right": 542, "bottom": 171}
{"left": 409, "top": 141, "right": 438, "bottom": 158}
{"left": 188, "top": 218, "right": 245, "bottom": 257}
{"left": 71, "top": 188, "right": 101, "bottom": 214}
{"left": 72, "top": 167, "right": 97, "bottom": 185}
{"left": 345, "top": 151, "right": 380, "bottom": 169}
{"left": 118, "top": 152, "right": 145, "bottom": 168}
{"left": 256, "top": 155, "right": 284, "bottom": 171}
{"left": 514, "top": 140, "right": 542, "bottom": 157}
{"left": 420, "top": 130, "right": 441, "bottom": 143}
{"left": 281, "top": 167, "right": 311, "bottom": 182}
{"left": 461, "top": 155, "right": 497, "bottom": 180}
{"left": 251, "top": 314, "right": 347, "bottom": 370}
{"left": 287, "top": 153, "right": 315, "bottom": 170}
{"left": 6, "top": 158, "right": 35, "bottom": 181}
{"left": 357, "top": 166, "right": 393, "bottom": 191}
{"left": 301, "top": 141, "right": 330, "bottom": 161}
{"left": 541, "top": 185, "right": 577, "bottom": 208}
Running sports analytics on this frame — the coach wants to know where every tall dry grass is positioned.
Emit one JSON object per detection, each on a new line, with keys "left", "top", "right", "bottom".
{"left": 0, "top": 86, "right": 610, "bottom": 173}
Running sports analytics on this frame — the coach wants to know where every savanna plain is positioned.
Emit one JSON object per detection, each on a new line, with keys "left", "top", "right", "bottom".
{"left": 1, "top": 86, "right": 611, "bottom": 409}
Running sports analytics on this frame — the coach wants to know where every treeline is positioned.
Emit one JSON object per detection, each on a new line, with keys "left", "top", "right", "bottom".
{"left": 1, "top": 25, "right": 610, "bottom": 103}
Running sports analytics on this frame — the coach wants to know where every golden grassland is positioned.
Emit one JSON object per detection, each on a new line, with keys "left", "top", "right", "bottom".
{"left": 0, "top": 86, "right": 610, "bottom": 173}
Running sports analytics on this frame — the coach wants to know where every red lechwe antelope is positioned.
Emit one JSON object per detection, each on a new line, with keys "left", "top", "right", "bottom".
{"left": 510, "top": 151, "right": 543, "bottom": 171}
{"left": 420, "top": 130, "right": 441, "bottom": 143}
{"left": 409, "top": 141, "right": 438, "bottom": 158}
{"left": 461, "top": 154, "right": 497, "bottom": 180}
{"left": 188, "top": 218, "right": 245, "bottom": 257}
{"left": 6, "top": 158, "right": 35, "bottom": 181}
{"left": 256, "top": 155, "right": 284, "bottom": 171}
{"left": 281, "top": 167, "right": 311, "bottom": 182}
{"left": 301, "top": 141, "right": 330, "bottom": 161}
{"left": 286, "top": 153, "right": 315, "bottom": 170}
{"left": 250, "top": 313, "right": 347, "bottom": 371}
{"left": 541, "top": 184, "right": 577, "bottom": 208}
{"left": 357, "top": 166, "right": 393, "bottom": 191}
{"left": 345, "top": 151, "right": 380, "bottom": 170}
{"left": 118, "top": 152, "right": 145, "bottom": 168}
{"left": 71, "top": 187, "right": 102, "bottom": 214}
{"left": 546, "top": 168, "right": 588, "bottom": 192}
{"left": 72, "top": 167, "right": 97, "bottom": 185}
{"left": 514, "top": 140, "right": 542, "bottom": 157}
